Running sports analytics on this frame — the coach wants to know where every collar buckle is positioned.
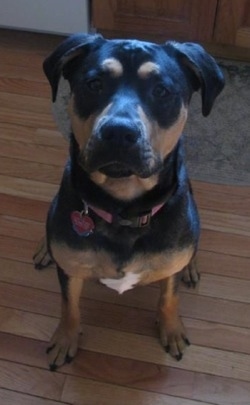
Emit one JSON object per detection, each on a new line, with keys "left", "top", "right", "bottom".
{"left": 137, "top": 212, "right": 152, "bottom": 227}
{"left": 117, "top": 211, "right": 152, "bottom": 228}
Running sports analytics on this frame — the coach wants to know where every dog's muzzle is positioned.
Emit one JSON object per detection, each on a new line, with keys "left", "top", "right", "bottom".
{"left": 81, "top": 117, "right": 162, "bottom": 178}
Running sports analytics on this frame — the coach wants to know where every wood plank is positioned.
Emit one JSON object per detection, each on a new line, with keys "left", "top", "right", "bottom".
{"left": 0, "top": 138, "right": 66, "bottom": 165}
{"left": 200, "top": 229, "right": 250, "bottom": 258}
{"left": 0, "top": 123, "right": 66, "bottom": 148}
{"left": 1, "top": 333, "right": 250, "bottom": 405}
{"left": 194, "top": 273, "right": 250, "bottom": 303}
{"left": 192, "top": 181, "right": 250, "bottom": 198}
{"left": 80, "top": 325, "right": 250, "bottom": 382}
{"left": 180, "top": 293, "right": 250, "bottom": 329}
{"left": 0, "top": 156, "right": 63, "bottom": 184}
{"left": 0, "top": 258, "right": 58, "bottom": 291}
{"left": 62, "top": 375, "right": 213, "bottom": 405}
{"left": 196, "top": 251, "right": 250, "bottom": 280}
{"left": 0, "top": 49, "right": 46, "bottom": 70}
{"left": 0, "top": 59, "right": 46, "bottom": 82}
{"left": 200, "top": 209, "right": 250, "bottom": 236}
{"left": 0, "top": 91, "right": 50, "bottom": 112}
{"left": 0, "top": 28, "right": 64, "bottom": 52}
{"left": 0, "top": 107, "right": 55, "bottom": 129}
{"left": 0, "top": 359, "right": 65, "bottom": 401}
{"left": 194, "top": 184, "right": 250, "bottom": 216}
{"left": 0, "top": 215, "right": 44, "bottom": 241}
{"left": 0, "top": 389, "right": 70, "bottom": 405}
{"left": 0, "top": 235, "right": 38, "bottom": 263}
{"left": 0, "top": 77, "right": 49, "bottom": 98}
{"left": 0, "top": 175, "right": 57, "bottom": 202}
{"left": 82, "top": 280, "right": 250, "bottom": 329}
{"left": 0, "top": 194, "right": 49, "bottom": 221}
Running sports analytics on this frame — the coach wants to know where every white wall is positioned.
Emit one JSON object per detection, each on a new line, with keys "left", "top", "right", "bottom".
{"left": 0, "top": 0, "right": 89, "bottom": 34}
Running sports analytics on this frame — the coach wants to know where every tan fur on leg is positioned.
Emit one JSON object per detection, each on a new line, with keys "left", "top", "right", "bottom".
{"left": 157, "top": 276, "right": 190, "bottom": 361}
{"left": 47, "top": 277, "right": 83, "bottom": 370}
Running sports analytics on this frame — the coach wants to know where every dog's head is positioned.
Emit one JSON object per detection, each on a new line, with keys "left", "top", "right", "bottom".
{"left": 44, "top": 34, "right": 224, "bottom": 196}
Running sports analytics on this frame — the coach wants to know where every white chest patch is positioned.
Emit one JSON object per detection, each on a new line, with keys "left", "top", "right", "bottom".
{"left": 100, "top": 272, "right": 141, "bottom": 294}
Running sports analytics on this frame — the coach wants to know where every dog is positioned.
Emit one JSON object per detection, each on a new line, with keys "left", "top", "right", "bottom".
{"left": 33, "top": 33, "right": 224, "bottom": 371}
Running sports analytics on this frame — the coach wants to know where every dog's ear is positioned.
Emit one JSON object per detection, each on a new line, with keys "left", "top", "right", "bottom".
{"left": 167, "top": 42, "right": 225, "bottom": 116}
{"left": 43, "top": 33, "right": 104, "bottom": 102}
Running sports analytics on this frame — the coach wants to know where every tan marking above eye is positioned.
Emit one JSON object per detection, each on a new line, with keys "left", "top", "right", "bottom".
{"left": 137, "top": 61, "right": 160, "bottom": 79}
{"left": 101, "top": 58, "right": 123, "bottom": 77}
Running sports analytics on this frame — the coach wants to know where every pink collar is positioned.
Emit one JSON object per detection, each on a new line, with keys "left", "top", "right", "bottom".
{"left": 88, "top": 201, "right": 165, "bottom": 228}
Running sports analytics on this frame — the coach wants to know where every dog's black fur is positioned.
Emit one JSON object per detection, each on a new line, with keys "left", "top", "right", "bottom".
{"left": 34, "top": 34, "right": 224, "bottom": 370}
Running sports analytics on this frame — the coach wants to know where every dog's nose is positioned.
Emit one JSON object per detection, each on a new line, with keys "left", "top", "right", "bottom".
{"left": 100, "top": 122, "right": 139, "bottom": 147}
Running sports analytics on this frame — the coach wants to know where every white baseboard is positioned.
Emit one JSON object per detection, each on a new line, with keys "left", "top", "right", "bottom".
{"left": 0, "top": 0, "right": 89, "bottom": 34}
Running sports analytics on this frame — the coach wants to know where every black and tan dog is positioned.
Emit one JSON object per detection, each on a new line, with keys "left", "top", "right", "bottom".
{"left": 34, "top": 34, "right": 224, "bottom": 370}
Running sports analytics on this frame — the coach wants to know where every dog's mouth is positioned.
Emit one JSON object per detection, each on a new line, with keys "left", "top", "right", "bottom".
{"left": 82, "top": 157, "right": 162, "bottom": 179}
{"left": 81, "top": 142, "right": 163, "bottom": 179}
{"left": 99, "top": 163, "right": 134, "bottom": 178}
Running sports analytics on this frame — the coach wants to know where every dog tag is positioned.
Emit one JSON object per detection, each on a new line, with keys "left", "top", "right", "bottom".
{"left": 71, "top": 211, "right": 95, "bottom": 236}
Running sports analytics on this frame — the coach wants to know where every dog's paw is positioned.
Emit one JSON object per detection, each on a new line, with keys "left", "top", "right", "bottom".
{"left": 181, "top": 258, "right": 200, "bottom": 288}
{"left": 157, "top": 315, "right": 190, "bottom": 361}
{"left": 47, "top": 323, "right": 79, "bottom": 371}
{"left": 33, "top": 236, "right": 53, "bottom": 270}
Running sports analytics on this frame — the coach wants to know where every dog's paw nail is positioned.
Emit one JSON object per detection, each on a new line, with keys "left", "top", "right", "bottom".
{"left": 46, "top": 344, "right": 55, "bottom": 354}
{"left": 49, "top": 363, "right": 58, "bottom": 372}
{"left": 175, "top": 353, "right": 183, "bottom": 361}
{"left": 34, "top": 263, "right": 42, "bottom": 270}
{"left": 66, "top": 355, "right": 74, "bottom": 364}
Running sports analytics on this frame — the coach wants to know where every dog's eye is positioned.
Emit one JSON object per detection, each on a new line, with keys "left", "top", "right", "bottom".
{"left": 86, "top": 78, "right": 103, "bottom": 93}
{"left": 152, "top": 84, "right": 169, "bottom": 98}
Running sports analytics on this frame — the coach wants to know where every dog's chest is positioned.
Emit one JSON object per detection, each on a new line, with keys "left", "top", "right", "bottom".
{"left": 50, "top": 240, "right": 194, "bottom": 292}
{"left": 100, "top": 272, "right": 141, "bottom": 294}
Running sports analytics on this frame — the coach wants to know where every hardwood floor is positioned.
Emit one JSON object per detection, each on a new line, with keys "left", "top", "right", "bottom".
{"left": 0, "top": 29, "right": 249, "bottom": 405}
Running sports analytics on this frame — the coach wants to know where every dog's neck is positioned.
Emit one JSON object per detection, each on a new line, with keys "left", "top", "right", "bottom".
{"left": 69, "top": 135, "right": 186, "bottom": 219}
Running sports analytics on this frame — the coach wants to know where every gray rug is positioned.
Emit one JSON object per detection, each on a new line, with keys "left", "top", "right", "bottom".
{"left": 185, "top": 60, "right": 250, "bottom": 186}
{"left": 53, "top": 61, "right": 249, "bottom": 186}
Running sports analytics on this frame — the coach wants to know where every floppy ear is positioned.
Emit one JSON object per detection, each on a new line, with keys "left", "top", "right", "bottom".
{"left": 43, "top": 33, "right": 104, "bottom": 102}
{"left": 167, "top": 42, "right": 225, "bottom": 116}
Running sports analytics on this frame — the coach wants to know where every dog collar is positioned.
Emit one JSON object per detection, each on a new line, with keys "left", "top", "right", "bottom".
{"left": 88, "top": 201, "right": 165, "bottom": 228}
{"left": 71, "top": 199, "right": 166, "bottom": 236}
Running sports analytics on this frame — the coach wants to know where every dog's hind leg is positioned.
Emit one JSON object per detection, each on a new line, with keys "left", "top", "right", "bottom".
{"left": 157, "top": 275, "right": 190, "bottom": 361}
{"left": 33, "top": 235, "right": 53, "bottom": 270}
{"left": 47, "top": 267, "right": 83, "bottom": 371}
{"left": 181, "top": 256, "right": 200, "bottom": 288}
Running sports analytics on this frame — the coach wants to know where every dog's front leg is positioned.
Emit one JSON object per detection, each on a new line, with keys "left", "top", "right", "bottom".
{"left": 47, "top": 267, "right": 83, "bottom": 371}
{"left": 157, "top": 275, "right": 190, "bottom": 361}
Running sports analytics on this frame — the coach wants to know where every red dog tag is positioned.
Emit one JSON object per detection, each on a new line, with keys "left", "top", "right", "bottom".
{"left": 71, "top": 211, "right": 95, "bottom": 236}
